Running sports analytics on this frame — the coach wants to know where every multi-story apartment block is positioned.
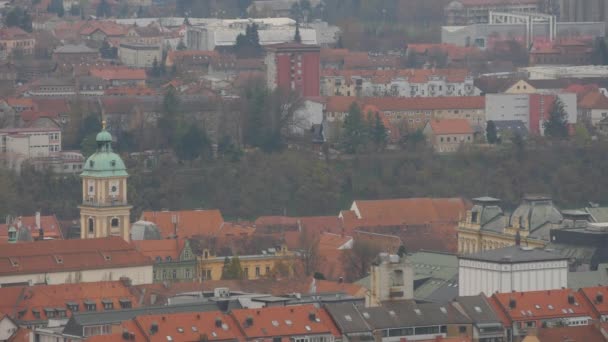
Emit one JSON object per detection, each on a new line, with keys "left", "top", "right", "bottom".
{"left": 265, "top": 42, "right": 321, "bottom": 97}
{"left": 0, "top": 126, "right": 61, "bottom": 158}
{"left": 444, "top": 0, "right": 541, "bottom": 26}
{"left": 0, "top": 27, "right": 35, "bottom": 58}
{"left": 321, "top": 69, "right": 480, "bottom": 98}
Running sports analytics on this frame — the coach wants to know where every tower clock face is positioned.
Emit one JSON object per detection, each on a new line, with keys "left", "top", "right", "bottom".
{"left": 109, "top": 180, "right": 119, "bottom": 196}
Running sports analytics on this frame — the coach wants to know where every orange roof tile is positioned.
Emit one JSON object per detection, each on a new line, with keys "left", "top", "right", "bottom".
{"left": 536, "top": 325, "right": 605, "bottom": 342}
{"left": 132, "top": 239, "right": 183, "bottom": 261}
{"left": 0, "top": 215, "right": 63, "bottom": 241}
{"left": 217, "top": 222, "right": 256, "bottom": 238}
{"left": 0, "top": 237, "right": 152, "bottom": 276}
{"left": 6, "top": 98, "right": 35, "bottom": 108}
{"left": 90, "top": 67, "right": 147, "bottom": 81}
{"left": 578, "top": 92, "right": 608, "bottom": 110}
{"left": 141, "top": 210, "right": 224, "bottom": 239}
{"left": 0, "top": 27, "right": 32, "bottom": 40}
{"left": 105, "top": 86, "right": 156, "bottom": 96}
{"left": 0, "top": 281, "right": 138, "bottom": 322}
{"left": 318, "top": 232, "right": 352, "bottom": 251}
{"left": 135, "top": 311, "right": 243, "bottom": 342}
{"left": 231, "top": 305, "right": 340, "bottom": 339}
{"left": 429, "top": 118, "right": 474, "bottom": 135}
{"left": 580, "top": 286, "right": 608, "bottom": 315}
{"left": 352, "top": 197, "right": 469, "bottom": 224}
{"left": 491, "top": 289, "right": 597, "bottom": 323}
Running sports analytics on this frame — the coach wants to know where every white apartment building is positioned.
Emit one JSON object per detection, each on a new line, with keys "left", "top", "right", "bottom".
{"left": 321, "top": 71, "right": 480, "bottom": 98}
{"left": 458, "top": 245, "right": 568, "bottom": 296}
{"left": 0, "top": 127, "right": 61, "bottom": 158}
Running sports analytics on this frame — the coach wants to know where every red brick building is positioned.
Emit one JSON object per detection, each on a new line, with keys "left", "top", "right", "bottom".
{"left": 265, "top": 43, "right": 320, "bottom": 97}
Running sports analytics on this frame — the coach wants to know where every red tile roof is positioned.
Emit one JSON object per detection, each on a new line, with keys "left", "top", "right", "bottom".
{"left": 536, "top": 325, "right": 606, "bottom": 342}
{"left": 0, "top": 215, "right": 63, "bottom": 241}
{"left": 351, "top": 197, "right": 469, "bottom": 224}
{"left": 104, "top": 86, "right": 156, "bottom": 96}
{"left": 429, "top": 118, "right": 474, "bottom": 135}
{"left": 318, "top": 233, "right": 352, "bottom": 251}
{"left": 141, "top": 210, "right": 224, "bottom": 239}
{"left": 0, "top": 237, "right": 152, "bottom": 276}
{"left": 0, "top": 281, "right": 138, "bottom": 322}
{"left": 578, "top": 92, "right": 608, "bottom": 110}
{"left": 6, "top": 98, "right": 35, "bottom": 108}
{"left": 79, "top": 21, "right": 128, "bottom": 37}
{"left": 134, "top": 311, "right": 243, "bottom": 342}
{"left": 132, "top": 239, "right": 184, "bottom": 261}
{"left": 0, "top": 27, "right": 32, "bottom": 40}
{"left": 580, "top": 286, "right": 608, "bottom": 315}
{"left": 90, "top": 67, "right": 147, "bottom": 81}
{"left": 231, "top": 305, "right": 340, "bottom": 339}
{"left": 490, "top": 289, "right": 597, "bottom": 323}
{"left": 31, "top": 98, "right": 70, "bottom": 114}
{"left": 217, "top": 222, "right": 256, "bottom": 238}
{"left": 19, "top": 110, "right": 58, "bottom": 125}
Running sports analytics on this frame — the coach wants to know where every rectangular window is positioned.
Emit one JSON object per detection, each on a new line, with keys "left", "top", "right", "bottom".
{"left": 265, "top": 266, "right": 270, "bottom": 274}
{"left": 255, "top": 266, "right": 260, "bottom": 277}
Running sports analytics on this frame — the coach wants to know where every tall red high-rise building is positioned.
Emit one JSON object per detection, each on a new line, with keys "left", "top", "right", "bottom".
{"left": 265, "top": 43, "right": 320, "bottom": 97}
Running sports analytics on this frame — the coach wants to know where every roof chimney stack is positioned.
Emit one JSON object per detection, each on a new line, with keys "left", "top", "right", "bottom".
{"left": 568, "top": 294, "right": 575, "bottom": 305}
{"left": 35, "top": 211, "right": 41, "bottom": 230}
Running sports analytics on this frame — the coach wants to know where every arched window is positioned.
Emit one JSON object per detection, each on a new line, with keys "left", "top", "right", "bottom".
{"left": 111, "top": 218, "right": 119, "bottom": 228}
{"left": 88, "top": 218, "right": 94, "bottom": 234}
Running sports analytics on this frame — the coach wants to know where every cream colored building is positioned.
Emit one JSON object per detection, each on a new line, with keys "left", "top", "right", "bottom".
{"left": 367, "top": 253, "right": 413, "bottom": 307}
{"left": 457, "top": 196, "right": 563, "bottom": 255}
{"left": 79, "top": 124, "right": 131, "bottom": 242}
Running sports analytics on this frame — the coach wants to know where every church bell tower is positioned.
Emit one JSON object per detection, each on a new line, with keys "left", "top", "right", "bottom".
{"left": 79, "top": 122, "right": 132, "bottom": 241}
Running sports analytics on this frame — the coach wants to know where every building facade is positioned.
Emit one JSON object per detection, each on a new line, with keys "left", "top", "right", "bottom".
{"left": 458, "top": 245, "right": 569, "bottom": 296}
{"left": 78, "top": 123, "right": 132, "bottom": 241}
{"left": 367, "top": 253, "right": 414, "bottom": 307}
{"left": 423, "top": 118, "right": 475, "bottom": 153}
{"left": 457, "top": 196, "right": 563, "bottom": 255}
{"left": 444, "top": 0, "right": 540, "bottom": 26}
{"left": 265, "top": 43, "right": 321, "bottom": 97}
{"left": 321, "top": 69, "right": 479, "bottom": 98}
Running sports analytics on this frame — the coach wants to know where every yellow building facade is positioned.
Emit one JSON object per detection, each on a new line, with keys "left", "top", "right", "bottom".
{"left": 197, "top": 245, "right": 294, "bottom": 281}
{"left": 457, "top": 196, "right": 562, "bottom": 255}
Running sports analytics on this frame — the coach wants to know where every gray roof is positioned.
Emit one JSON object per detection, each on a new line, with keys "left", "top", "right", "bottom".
{"left": 420, "top": 274, "right": 460, "bottom": 304}
{"left": 453, "top": 295, "right": 502, "bottom": 325}
{"left": 360, "top": 300, "right": 471, "bottom": 329}
{"left": 324, "top": 303, "right": 372, "bottom": 334}
{"left": 54, "top": 44, "right": 98, "bottom": 54}
{"left": 460, "top": 245, "right": 568, "bottom": 263}
{"left": 130, "top": 220, "right": 162, "bottom": 240}
{"left": 510, "top": 196, "right": 563, "bottom": 239}
{"left": 585, "top": 207, "right": 608, "bottom": 223}
{"left": 63, "top": 301, "right": 238, "bottom": 337}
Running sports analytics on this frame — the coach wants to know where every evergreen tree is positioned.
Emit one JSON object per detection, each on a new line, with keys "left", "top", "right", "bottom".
{"left": 222, "top": 256, "right": 243, "bottom": 279}
{"left": 96, "top": 0, "right": 111, "bottom": 18}
{"left": 151, "top": 57, "right": 160, "bottom": 77}
{"left": 136, "top": 6, "right": 144, "bottom": 18}
{"left": 294, "top": 20, "right": 302, "bottom": 43}
{"left": 397, "top": 245, "right": 407, "bottom": 257}
{"left": 543, "top": 97, "right": 569, "bottom": 139}
{"left": 4, "top": 7, "right": 33, "bottom": 32}
{"left": 341, "top": 102, "right": 366, "bottom": 153}
{"left": 174, "top": 125, "right": 211, "bottom": 162}
{"left": 486, "top": 120, "right": 498, "bottom": 144}
{"left": 370, "top": 112, "right": 388, "bottom": 149}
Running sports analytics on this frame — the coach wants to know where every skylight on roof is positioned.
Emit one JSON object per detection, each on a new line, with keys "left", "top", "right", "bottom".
{"left": 285, "top": 320, "right": 292, "bottom": 326}
{"left": 535, "top": 305, "right": 541, "bottom": 309}
{"left": 177, "top": 328, "right": 184, "bottom": 333}
{"left": 414, "top": 309, "right": 421, "bottom": 316}
{"left": 222, "top": 324, "right": 228, "bottom": 331}
{"left": 520, "top": 310, "right": 527, "bottom": 316}
{"left": 389, "top": 310, "right": 396, "bottom": 316}
{"left": 212, "top": 332, "right": 217, "bottom": 337}
{"left": 548, "top": 305, "right": 554, "bottom": 310}
{"left": 166, "top": 337, "right": 173, "bottom": 342}
{"left": 192, "top": 327, "right": 198, "bottom": 332}
{"left": 362, "top": 312, "right": 370, "bottom": 319}
{"left": 305, "top": 326, "right": 312, "bottom": 331}
{"left": 345, "top": 315, "right": 352, "bottom": 322}
{"left": 568, "top": 308, "right": 574, "bottom": 313}
{"left": 562, "top": 309, "right": 568, "bottom": 314}
{"left": 474, "top": 306, "right": 482, "bottom": 313}
{"left": 272, "top": 320, "right": 279, "bottom": 327}
{"left": 440, "top": 307, "right": 447, "bottom": 314}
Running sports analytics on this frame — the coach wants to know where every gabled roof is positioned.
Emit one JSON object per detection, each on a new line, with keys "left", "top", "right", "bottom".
{"left": 90, "top": 67, "right": 147, "bottom": 81}
{"left": 132, "top": 239, "right": 184, "bottom": 261}
{"left": 0, "top": 281, "right": 138, "bottom": 322}
{"left": 580, "top": 286, "right": 608, "bottom": 315}
{"left": 0, "top": 237, "right": 152, "bottom": 276}
{"left": 490, "top": 288, "right": 596, "bottom": 323}
{"left": 360, "top": 300, "right": 471, "bottom": 329}
{"left": 0, "top": 27, "right": 32, "bottom": 40}
{"left": 428, "top": 118, "right": 474, "bottom": 135}
{"left": 230, "top": 304, "right": 340, "bottom": 338}
{"left": 352, "top": 197, "right": 469, "bottom": 225}
{"left": 324, "top": 303, "right": 371, "bottom": 334}
{"left": 0, "top": 214, "right": 63, "bottom": 241}
{"left": 134, "top": 311, "right": 243, "bottom": 341}
{"left": 140, "top": 210, "right": 224, "bottom": 239}
{"left": 579, "top": 91, "right": 608, "bottom": 110}
{"left": 536, "top": 325, "right": 606, "bottom": 342}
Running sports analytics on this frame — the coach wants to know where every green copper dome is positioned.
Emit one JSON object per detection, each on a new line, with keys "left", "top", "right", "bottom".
{"left": 81, "top": 123, "right": 128, "bottom": 178}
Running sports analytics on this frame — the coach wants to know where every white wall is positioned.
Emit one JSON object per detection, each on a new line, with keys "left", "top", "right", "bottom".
{"left": 458, "top": 259, "right": 568, "bottom": 296}
{"left": 292, "top": 100, "right": 324, "bottom": 135}
{"left": 0, "top": 316, "right": 17, "bottom": 341}
{"left": 485, "top": 94, "right": 531, "bottom": 128}
{"left": 0, "top": 265, "right": 153, "bottom": 287}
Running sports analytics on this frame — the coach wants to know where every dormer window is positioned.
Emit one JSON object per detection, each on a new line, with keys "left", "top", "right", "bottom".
{"left": 471, "top": 212, "right": 478, "bottom": 223}
{"left": 66, "top": 302, "right": 79, "bottom": 312}
{"left": 44, "top": 308, "right": 55, "bottom": 318}
{"left": 119, "top": 298, "right": 132, "bottom": 309}
{"left": 84, "top": 300, "right": 96, "bottom": 311}
{"left": 110, "top": 160, "right": 116, "bottom": 167}
{"left": 102, "top": 299, "right": 113, "bottom": 310}
{"left": 32, "top": 309, "right": 40, "bottom": 319}
{"left": 90, "top": 160, "right": 94, "bottom": 167}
